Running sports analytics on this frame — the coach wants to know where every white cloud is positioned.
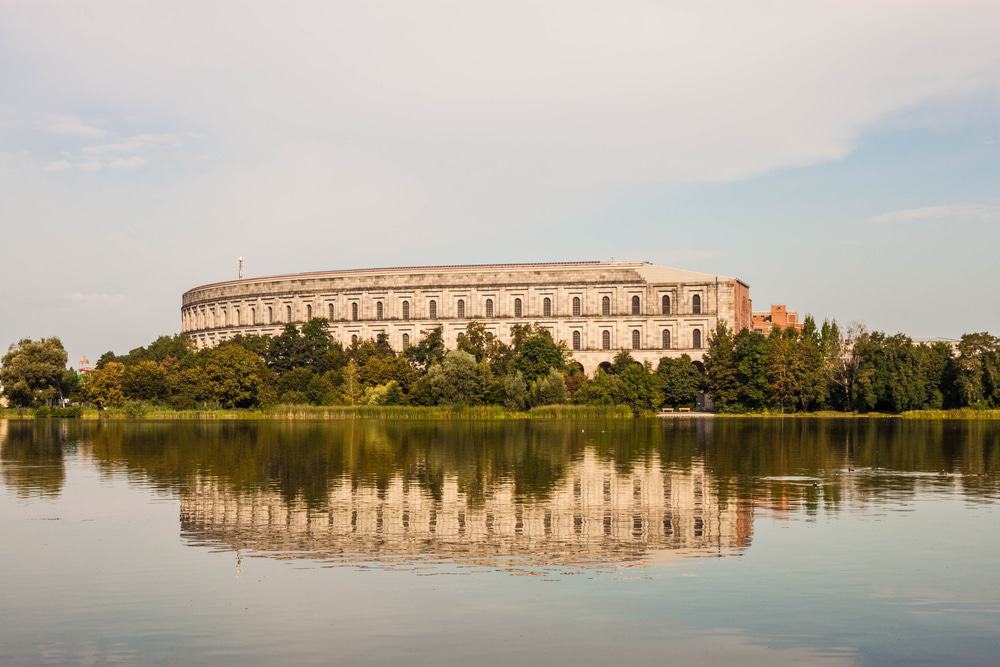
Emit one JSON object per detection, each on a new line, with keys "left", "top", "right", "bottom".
{"left": 46, "top": 114, "right": 105, "bottom": 138}
{"left": 78, "top": 160, "right": 104, "bottom": 172}
{"left": 4, "top": 1, "right": 999, "bottom": 186}
{"left": 870, "top": 204, "right": 1000, "bottom": 224}
{"left": 42, "top": 159, "right": 72, "bottom": 172}
{"left": 83, "top": 133, "right": 179, "bottom": 155}
{"left": 108, "top": 156, "right": 147, "bottom": 169}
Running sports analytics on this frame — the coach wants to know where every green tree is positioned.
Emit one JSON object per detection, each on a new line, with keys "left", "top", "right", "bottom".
{"left": 456, "top": 322, "right": 493, "bottom": 362}
{"left": 426, "top": 350, "right": 484, "bottom": 405}
{"left": 124, "top": 334, "right": 195, "bottom": 365}
{"left": 792, "top": 316, "right": 828, "bottom": 411}
{"left": 277, "top": 368, "right": 318, "bottom": 404}
{"left": 529, "top": 368, "right": 568, "bottom": 406}
{"left": 1, "top": 338, "right": 69, "bottom": 407}
{"left": 165, "top": 364, "right": 209, "bottom": 409}
{"left": 357, "top": 354, "right": 419, "bottom": 392}
{"left": 342, "top": 361, "right": 363, "bottom": 406}
{"left": 656, "top": 355, "right": 702, "bottom": 408}
{"left": 572, "top": 369, "right": 625, "bottom": 405}
{"left": 404, "top": 326, "right": 446, "bottom": 372}
{"left": 504, "top": 370, "right": 529, "bottom": 410}
{"left": 95, "top": 351, "right": 118, "bottom": 369}
{"left": 61, "top": 369, "right": 82, "bottom": 402}
{"left": 733, "top": 330, "right": 770, "bottom": 411}
{"left": 201, "top": 344, "right": 275, "bottom": 408}
{"left": 510, "top": 325, "right": 568, "bottom": 384}
{"left": 123, "top": 360, "right": 168, "bottom": 401}
{"left": 704, "top": 323, "right": 740, "bottom": 411}
{"left": 954, "top": 332, "right": 1000, "bottom": 407}
{"left": 617, "top": 362, "right": 661, "bottom": 414}
{"left": 609, "top": 350, "right": 640, "bottom": 375}
{"left": 85, "top": 361, "right": 127, "bottom": 408}
{"left": 767, "top": 328, "right": 797, "bottom": 412}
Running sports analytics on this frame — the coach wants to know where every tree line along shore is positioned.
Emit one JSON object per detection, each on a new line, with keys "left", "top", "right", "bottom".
{"left": 2, "top": 317, "right": 999, "bottom": 418}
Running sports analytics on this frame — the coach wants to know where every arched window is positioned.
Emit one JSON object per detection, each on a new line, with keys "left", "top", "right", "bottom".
{"left": 692, "top": 328, "right": 702, "bottom": 349}
{"left": 328, "top": 303, "right": 335, "bottom": 320}
{"left": 602, "top": 330, "right": 611, "bottom": 349}
{"left": 572, "top": 330, "right": 581, "bottom": 350}
{"left": 266, "top": 306, "right": 272, "bottom": 324}
{"left": 402, "top": 333, "right": 410, "bottom": 348}
{"left": 514, "top": 298, "right": 522, "bottom": 317}
{"left": 602, "top": 296, "right": 611, "bottom": 316}
{"left": 351, "top": 334, "right": 358, "bottom": 344}
{"left": 352, "top": 302, "right": 359, "bottom": 321}
{"left": 250, "top": 306, "right": 256, "bottom": 324}
{"left": 662, "top": 329, "right": 671, "bottom": 349}
{"left": 306, "top": 304, "right": 312, "bottom": 320}
{"left": 631, "top": 295, "right": 641, "bottom": 315}
{"left": 572, "top": 297, "right": 581, "bottom": 316}
{"left": 692, "top": 294, "right": 701, "bottom": 315}
{"left": 285, "top": 305, "right": 292, "bottom": 322}
{"left": 485, "top": 298, "right": 494, "bottom": 318}
{"left": 429, "top": 299, "right": 437, "bottom": 319}
{"left": 220, "top": 309, "right": 227, "bottom": 327}
{"left": 632, "top": 329, "right": 641, "bottom": 349}
{"left": 402, "top": 300, "right": 410, "bottom": 320}
{"left": 543, "top": 297, "right": 552, "bottom": 317}
{"left": 457, "top": 299, "right": 465, "bottom": 318}
{"left": 661, "top": 294, "right": 671, "bottom": 315}
{"left": 376, "top": 301, "right": 384, "bottom": 320}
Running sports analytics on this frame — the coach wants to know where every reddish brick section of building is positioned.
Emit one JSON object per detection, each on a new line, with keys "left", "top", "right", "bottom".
{"left": 752, "top": 304, "right": 804, "bottom": 334}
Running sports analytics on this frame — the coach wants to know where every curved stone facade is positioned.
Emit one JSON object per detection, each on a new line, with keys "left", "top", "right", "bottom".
{"left": 181, "top": 261, "right": 752, "bottom": 372}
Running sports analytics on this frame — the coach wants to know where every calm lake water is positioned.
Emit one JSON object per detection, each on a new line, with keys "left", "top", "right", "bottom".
{"left": 2, "top": 418, "right": 999, "bottom": 667}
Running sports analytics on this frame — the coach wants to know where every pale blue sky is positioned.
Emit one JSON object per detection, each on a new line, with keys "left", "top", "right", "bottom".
{"left": 1, "top": 1, "right": 998, "bottom": 364}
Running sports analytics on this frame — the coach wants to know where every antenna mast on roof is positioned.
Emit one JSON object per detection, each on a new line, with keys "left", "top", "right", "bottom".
{"left": 238, "top": 257, "right": 245, "bottom": 280}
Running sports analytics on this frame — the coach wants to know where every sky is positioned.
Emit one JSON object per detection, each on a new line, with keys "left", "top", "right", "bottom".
{"left": 1, "top": 1, "right": 998, "bottom": 365}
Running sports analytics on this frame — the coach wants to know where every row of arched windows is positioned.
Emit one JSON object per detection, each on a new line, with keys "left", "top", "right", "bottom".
{"left": 187, "top": 293, "right": 703, "bottom": 328}
{"left": 567, "top": 328, "right": 699, "bottom": 351}
{"left": 337, "top": 293, "right": 697, "bottom": 322}
{"left": 188, "top": 310, "right": 703, "bottom": 351}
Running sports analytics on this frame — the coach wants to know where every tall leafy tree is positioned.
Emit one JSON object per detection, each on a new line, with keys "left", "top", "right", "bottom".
{"left": 767, "top": 328, "right": 797, "bottom": 412}
{"left": 1, "top": 338, "right": 69, "bottom": 407}
{"left": 656, "top": 355, "right": 702, "bottom": 408}
{"left": 404, "top": 326, "right": 446, "bottom": 372}
{"left": 704, "top": 322, "right": 740, "bottom": 411}
{"left": 85, "top": 361, "right": 127, "bottom": 408}
{"left": 733, "top": 330, "right": 770, "bottom": 411}
{"left": 426, "top": 350, "right": 485, "bottom": 405}
{"left": 793, "top": 316, "right": 827, "bottom": 411}
{"left": 510, "top": 325, "right": 567, "bottom": 384}
{"left": 955, "top": 332, "right": 1000, "bottom": 407}
{"left": 201, "top": 343, "right": 275, "bottom": 408}
{"left": 123, "top": 360, "right": 168, "bottom": 401}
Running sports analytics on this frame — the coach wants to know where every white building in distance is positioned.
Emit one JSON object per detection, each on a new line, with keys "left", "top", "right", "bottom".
{"left": 181, "top": 261, "right": 752, "bottom": 373}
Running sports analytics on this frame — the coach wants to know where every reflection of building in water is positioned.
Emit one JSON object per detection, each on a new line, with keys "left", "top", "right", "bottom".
{"left": 181, "top": 451, "right": 752, "bottom": 570}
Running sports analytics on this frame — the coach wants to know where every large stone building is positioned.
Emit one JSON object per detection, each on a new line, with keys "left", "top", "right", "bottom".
{"left": 181, "top": 261, "right": 751, "bottom": 372}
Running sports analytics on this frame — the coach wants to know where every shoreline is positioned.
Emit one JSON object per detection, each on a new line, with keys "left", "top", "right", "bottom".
{"left": 2, "top": 406, "right": 1000, "bottom": 421}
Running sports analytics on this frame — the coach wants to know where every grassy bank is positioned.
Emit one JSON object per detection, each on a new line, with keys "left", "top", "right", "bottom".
{"left": 899, "top": 408, "right": 1000, "bottom": 420}
{"left": 0, "top": 404, "right": 636, "bottom": 421}
{"left": 4, "top": 405, "right": 1000, "bottom": 421}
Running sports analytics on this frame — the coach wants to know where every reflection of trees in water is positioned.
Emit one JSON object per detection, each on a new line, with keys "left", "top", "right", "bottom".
{"left": 6, "top": 418, "right": 999, "bottom": 512}
{"left": 0, "top": 420, "right": 70, "bottom": 498}
{"left": 697, "top": 419, "right": 1000, "bottom": 516}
